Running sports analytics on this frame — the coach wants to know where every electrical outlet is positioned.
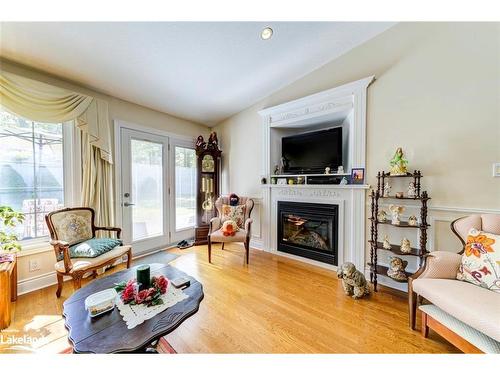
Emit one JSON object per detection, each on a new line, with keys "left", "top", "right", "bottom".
{"left": 29, "top": 259, "right": 41, "bottom": 272}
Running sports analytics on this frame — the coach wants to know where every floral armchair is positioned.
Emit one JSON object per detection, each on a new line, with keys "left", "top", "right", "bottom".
{"left": 45, "top": 207, "right": 132, "bottom": 297}
{"left": 207, "top": 196, "right": 254, "bottom": 264}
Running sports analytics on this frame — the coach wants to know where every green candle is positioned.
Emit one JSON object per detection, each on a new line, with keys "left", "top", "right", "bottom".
{"left": 136, "top": 265, "right": 150, "bottom": 290}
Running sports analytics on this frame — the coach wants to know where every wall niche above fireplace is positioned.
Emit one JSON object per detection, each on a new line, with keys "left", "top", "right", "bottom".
{"left": 258, "top": 76, "right": 373, "bottom": 273}
{"left": 278, "top": 201, "right": 338, "bottom": 265}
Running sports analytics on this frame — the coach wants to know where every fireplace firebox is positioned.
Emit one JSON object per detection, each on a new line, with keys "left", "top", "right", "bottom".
{"left": 277, "top": 201, "right": 338, "bottom": 265}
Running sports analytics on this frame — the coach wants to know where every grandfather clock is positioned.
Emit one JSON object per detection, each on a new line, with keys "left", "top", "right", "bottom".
{"left": 194, "top": 132, "right": 221, "bottom": 245}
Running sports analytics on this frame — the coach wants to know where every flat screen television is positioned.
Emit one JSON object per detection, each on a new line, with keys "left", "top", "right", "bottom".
{"left": 281, "top": 127, "right": 342, "bottom": 174}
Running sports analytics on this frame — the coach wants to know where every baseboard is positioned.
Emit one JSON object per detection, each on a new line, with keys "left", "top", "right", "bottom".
{"left": 17, "top": 271, "right": 60, "bottom": 296}
{"left": 250, "top": 238, "right": 264, "bottom": 250}
{"left": 264, "top": 248, "right": 338, "bottom": 272}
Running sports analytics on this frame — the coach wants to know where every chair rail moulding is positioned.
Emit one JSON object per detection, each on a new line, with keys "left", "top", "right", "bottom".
{"left": 258, "top": 76, "right": 374, "bottom": 272}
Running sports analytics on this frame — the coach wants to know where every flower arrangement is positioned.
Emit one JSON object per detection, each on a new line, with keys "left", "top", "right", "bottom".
{"left": 114, "top": 275, "right": 169, "bottom": 307}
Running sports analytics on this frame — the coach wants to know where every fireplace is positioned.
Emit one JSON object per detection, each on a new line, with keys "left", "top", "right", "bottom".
{"left": 277, "top": 201, "right": 338, "bottom": 265}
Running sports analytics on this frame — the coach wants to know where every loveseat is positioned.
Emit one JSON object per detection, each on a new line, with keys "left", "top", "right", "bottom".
{"left": 408, "top": 214, "right": 500, "bottom": 353}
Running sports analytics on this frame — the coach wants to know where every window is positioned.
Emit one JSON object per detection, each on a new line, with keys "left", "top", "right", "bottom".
{"left": 0, "top": 109, "right": 70, "bottom": 241}
{"left": 174, "top": 146, "right": 196, "bottom": 231}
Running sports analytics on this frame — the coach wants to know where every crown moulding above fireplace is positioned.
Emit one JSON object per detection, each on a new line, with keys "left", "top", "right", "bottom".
{"left": 257, "top": 76, "right": 374, "bottom": 273}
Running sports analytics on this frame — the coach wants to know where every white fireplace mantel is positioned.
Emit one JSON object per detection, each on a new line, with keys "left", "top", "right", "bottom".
{"left": 257, "top": 76, "right": 374, "bottom": 272}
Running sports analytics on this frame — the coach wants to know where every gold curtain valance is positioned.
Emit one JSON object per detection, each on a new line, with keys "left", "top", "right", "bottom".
{"left": 0, "top": 72, "right": 113, "bottom": 164}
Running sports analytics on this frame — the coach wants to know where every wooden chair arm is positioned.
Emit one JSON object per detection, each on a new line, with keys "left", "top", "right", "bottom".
{"left": 244, "top": 218, "right": 253, "bottom": 236}
{"left": 50, "top": 239, "right": 69, "bottom": 247}
{"left": 50, "top": 240, "right": 72, "bottom": 273}
{"left": 94, "top": 226, "right": 122, "bottom": 239}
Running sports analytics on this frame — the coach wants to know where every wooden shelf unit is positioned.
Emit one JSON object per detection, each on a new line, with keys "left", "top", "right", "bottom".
{"left": 369, "top": 170, "right": 431, "bottom": 291}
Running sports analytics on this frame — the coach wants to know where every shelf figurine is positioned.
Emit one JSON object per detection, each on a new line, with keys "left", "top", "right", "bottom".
{"left": 389, "top": 147, "right": 408, "bottom": 176}
{"left": 337, "top": 166, "right": 344, "bottom": 174}
{"left": 383, "top": 182, "right": 391, "bottom": 197}
{"left": 383, "top": 235, "right": 391, "bottom": 250}
{"left": 407, "top": 181, "right": 417, "bottom": 198}
{"left": 388, "top": 204, "right": 405, "bottom": 225}
{"left": 377, "top": 210, "right": 387, "bottom": 223}
{"left": 387, "top": 257, "right": 408, "bottom": 281}
{"left": 324, "top": 166, "right": 331, "bottom": 175}
{"left": 273, "top": 165, "right": 280, "bottom": 175}
{"left": 339, "top": 177, "right": 348, "bottom": 185}
{"left": 207, "top": 131, "right": 219, "bottom": 150}
{"left": 400, "top": 238, "right": 412, "bottom": 254}
{"left": 408, "top": 215, "right": 418, "bottom": 226}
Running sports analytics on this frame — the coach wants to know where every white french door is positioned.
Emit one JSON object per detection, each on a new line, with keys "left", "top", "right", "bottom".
{"left": 120, "top": 128, "right": 170, "bottom": 255}
{"left": 169, "top": 139, "right": 196, "bottom": 243}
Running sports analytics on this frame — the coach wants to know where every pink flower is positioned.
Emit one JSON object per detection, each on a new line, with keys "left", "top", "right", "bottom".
{"left": 135, "top": 289, "right": 150, "bottom": 304}
{"left": 152, "top": 276, "right": 169, "bottom": 294}
{"left": 121, "top": 283, "right": 135, "bottom": 303}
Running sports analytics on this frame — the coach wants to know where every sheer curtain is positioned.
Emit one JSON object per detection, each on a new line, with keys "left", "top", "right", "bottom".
{"left": 0, "top": 71, "right": 115, "bottom": 227}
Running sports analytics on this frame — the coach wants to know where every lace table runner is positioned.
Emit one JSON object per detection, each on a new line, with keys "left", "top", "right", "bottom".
{"left": 116, "top": 286, "right": 189, "bottom": 329}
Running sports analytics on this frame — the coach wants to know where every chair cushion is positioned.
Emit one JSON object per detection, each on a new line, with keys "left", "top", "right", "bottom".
{"left": 55, "top": 245, "right": 131, "bottom": 273}
{"left": 210, "top": 229, "right": 248, "bottom": 242}
{"left": 221, "top": 204, "right": 246, "bottom": 228}
{"left": 412, "top": 278, "right": 500, "bottom": 341}
{"left": 56, "top": 238, "right": 123, "bottom": 261}
{"left": 457, "top": 228, "right": 500, "bottom": 292}
{"left": 419, "top": 304, "right": 500, "bottom": 353}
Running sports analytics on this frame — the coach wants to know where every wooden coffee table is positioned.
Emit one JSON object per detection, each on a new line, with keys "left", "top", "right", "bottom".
{"left": 62, "top": 263, "right": 204, "bottom": 353}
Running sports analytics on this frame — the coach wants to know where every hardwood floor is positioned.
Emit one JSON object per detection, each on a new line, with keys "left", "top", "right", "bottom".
{"left": 0, "top": 244, "right": 458, "bottom": 353}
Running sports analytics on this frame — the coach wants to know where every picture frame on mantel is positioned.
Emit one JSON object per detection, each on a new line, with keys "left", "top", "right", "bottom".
{"left": 350, "top": 168, "right": 365, "bottom": 185}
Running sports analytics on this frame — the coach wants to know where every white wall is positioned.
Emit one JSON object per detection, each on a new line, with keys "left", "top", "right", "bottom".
{"left": 213, "top": 22, "right": 500, "bottom": 278}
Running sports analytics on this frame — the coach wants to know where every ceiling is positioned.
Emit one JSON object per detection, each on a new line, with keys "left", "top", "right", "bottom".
{"left": 0, "top": 22, "right": 394, "bottom": 126}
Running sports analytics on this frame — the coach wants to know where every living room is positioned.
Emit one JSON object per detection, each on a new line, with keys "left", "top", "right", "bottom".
{"left": 0, "top": 1, "right": 499, "bottom": 372}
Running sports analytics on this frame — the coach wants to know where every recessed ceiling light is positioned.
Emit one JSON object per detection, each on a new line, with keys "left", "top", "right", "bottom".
{"left": 261, "top": 27, "right": 273, "bottom": 40}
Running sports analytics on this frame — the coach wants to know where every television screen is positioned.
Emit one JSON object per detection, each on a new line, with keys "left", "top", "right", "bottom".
{"left": 282, "top": 127, "right": 342, "bottom": 174}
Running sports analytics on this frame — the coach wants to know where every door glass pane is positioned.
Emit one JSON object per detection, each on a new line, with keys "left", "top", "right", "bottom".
{"left": 131, "top": 139, "right": 163, "bottom": 241}
{"left": 175, "top": 146, "right": 196, "bottom": 230}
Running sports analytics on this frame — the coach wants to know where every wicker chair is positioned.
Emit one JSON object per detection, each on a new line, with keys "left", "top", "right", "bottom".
{"left": 45, "top": 207, "right": 132, "bottom": 297}
{"left": 207, "top": 196, "right": 254, "bottom": 264}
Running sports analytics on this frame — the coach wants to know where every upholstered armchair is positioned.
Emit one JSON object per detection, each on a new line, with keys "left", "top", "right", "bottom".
{"left": 408, "top": 214, "right": 500, "bottom": 352}
{"left": 207, "top": 196, "right": 254, "bottom": 264}
{"left": 45, "top": 207, "right": 132, "bottom": 297}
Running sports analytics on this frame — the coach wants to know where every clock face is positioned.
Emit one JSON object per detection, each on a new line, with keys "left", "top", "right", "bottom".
{"left": 202, "top": 155, "right": 215, "bottom": 173}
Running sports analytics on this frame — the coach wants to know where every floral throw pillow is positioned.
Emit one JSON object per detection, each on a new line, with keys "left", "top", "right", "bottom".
{"left": 221, "top": 204, "right": 246, "bottom": 229}
{"left": 457, "top": 228, "right": 500, "bottom": 292}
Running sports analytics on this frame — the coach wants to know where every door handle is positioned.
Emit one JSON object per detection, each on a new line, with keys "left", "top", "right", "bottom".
{"left": 123, "top": 202, "right": 136, "bottom": 207}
